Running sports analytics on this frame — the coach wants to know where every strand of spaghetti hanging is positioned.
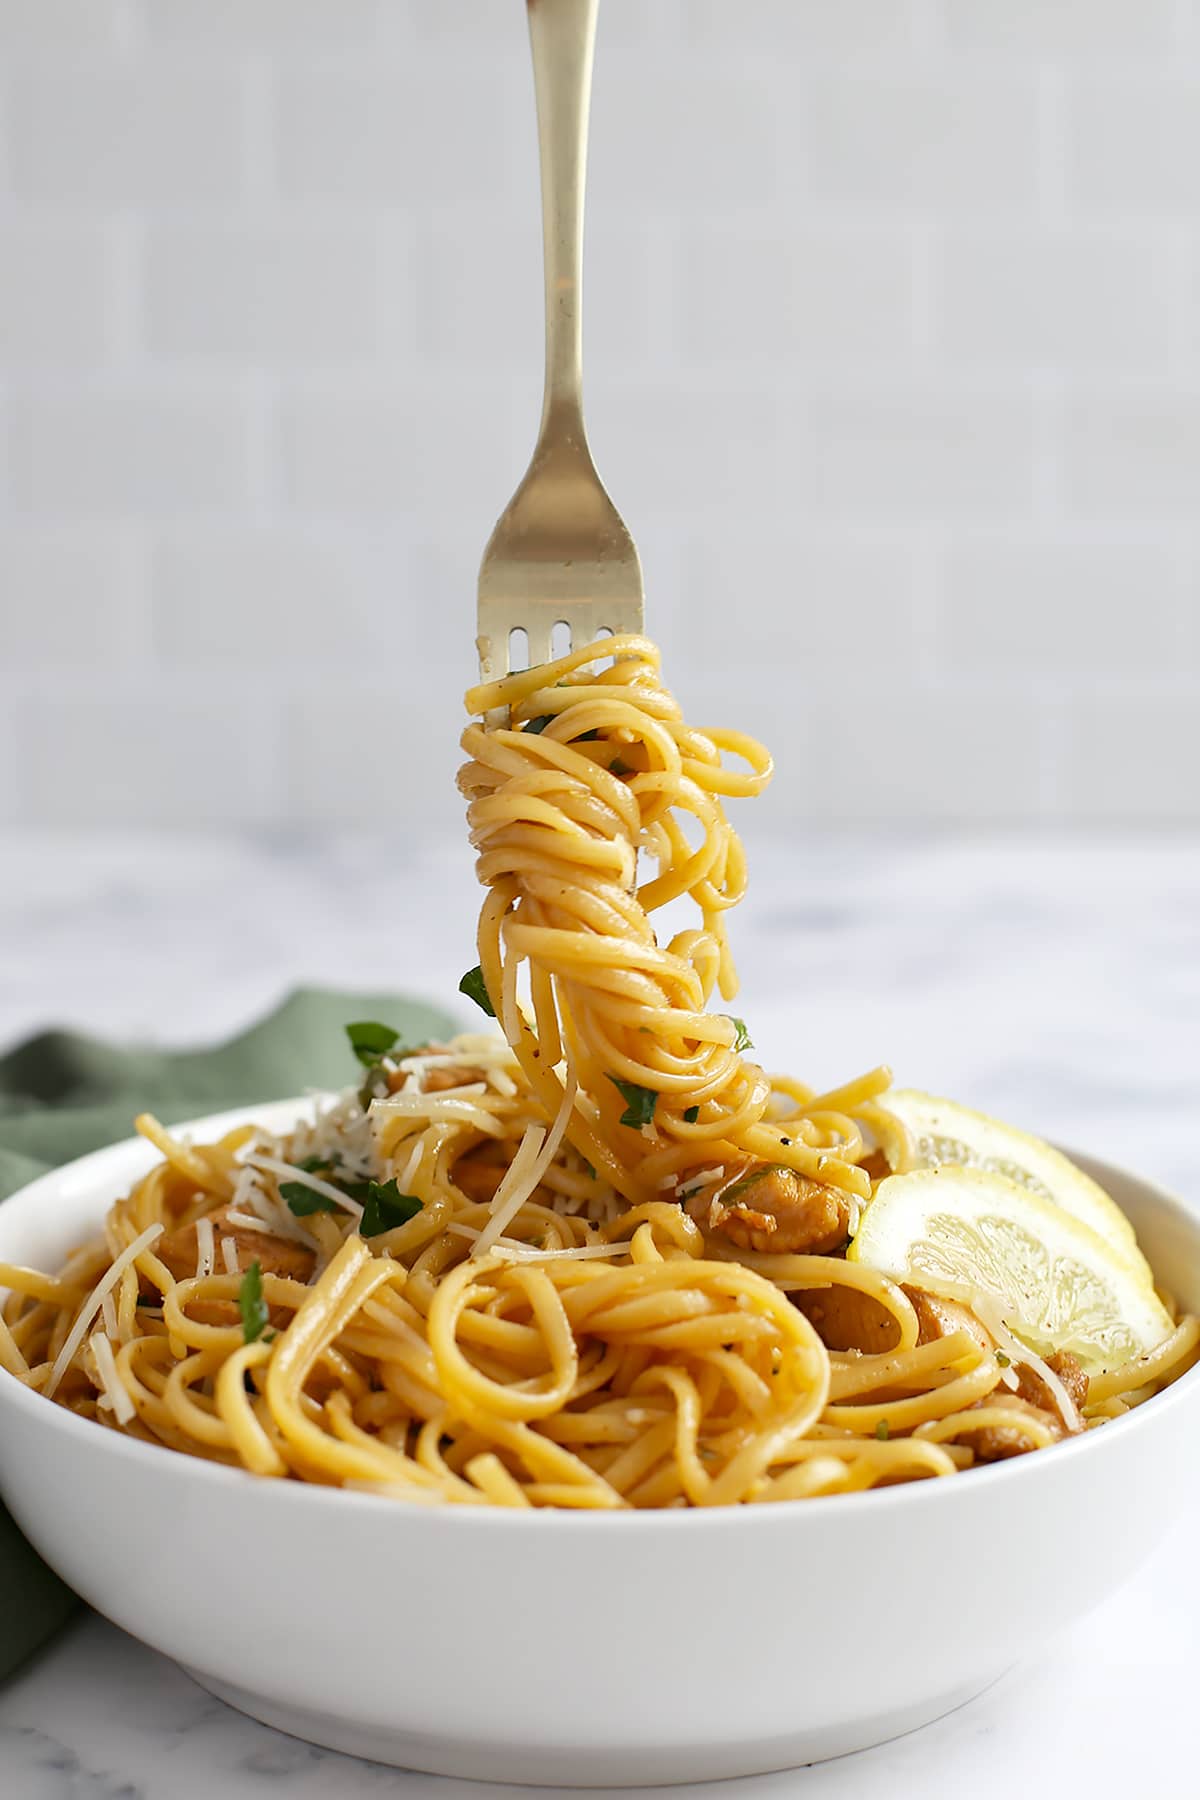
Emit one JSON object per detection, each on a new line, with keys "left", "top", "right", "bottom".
{"left": 459, "top": 634, "right": 871, "bottom": 1208}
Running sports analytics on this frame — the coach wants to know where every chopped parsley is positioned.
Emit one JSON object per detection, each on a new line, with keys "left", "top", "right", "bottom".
{"left": 874, "top": 1419, "right": 891, "bottom": 1442}
{"left": 607, "top": 1076, "right": 658, "bottom": 1129}
{"left": 345, "top": 1020, "right": 401, "bottom": 1068}
{"left": 725, "top": 1016, "right": 753, "bottom": 1053}
{"left": 295, "top": 1154, "right": 330, "bottom": 1173}
{"left": 995, "top": 1351, "right": 1011, "bottom": 1368}
{"left": 459, "top": 964, "right": 496, "bottom": 1018}
{"left": 346, "top": 1019, "right": 405, "bottom": 1107}
{"left": 280, "top": 1181, "right": 341, "bottom": 1217}
{"left": 281, "top": 1167, "right": 423, "bottom": 1235}
{"left": 238, "top": 1261, "right": 269, "bottom": 1344}
{"left": 683, "top": 1105, "right": 700, "bottom": 1124}
{"left": 360, "top": 1179, "right": 424, "bottom": 1238}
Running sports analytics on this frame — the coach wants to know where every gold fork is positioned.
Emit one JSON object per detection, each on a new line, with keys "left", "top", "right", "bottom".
{"left": 476, "top": 0, "right": 645, "bottom": 684}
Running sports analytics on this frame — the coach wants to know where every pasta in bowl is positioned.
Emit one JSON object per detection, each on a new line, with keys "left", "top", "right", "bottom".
{"left": 0, "top": 1120, "right": 1197, "bottom": 1783}
{"left": 2, "top": 1043, "right": 1193, "bottom": 1506}
{"left": 2, "top": 636, "right": 1197, "bottom": 1780}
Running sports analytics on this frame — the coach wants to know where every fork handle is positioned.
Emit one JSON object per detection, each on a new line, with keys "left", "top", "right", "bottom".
{"left": 527, "top": 0, "right": 598, "bottom": 450}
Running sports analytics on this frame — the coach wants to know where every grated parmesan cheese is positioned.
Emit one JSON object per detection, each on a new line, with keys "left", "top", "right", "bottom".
{"left": 100, "top": 1291, "right": 118, "bottom": 1341}
{"left": 471, "top": 1128, "right": 546, "bottom": 1257}
{"left": 283, "top": 1088, "right": 377, "bottom": 1181}
{"left": 195, "top": 1214, "right": 215, "bottom": 1278}
{"left": 226, "top": 1164, "right": 314, "bottom": 1247}
{"left": 676, "top": 1166, "right": 724, "bottom": 1200}
{"left": 394, "top": 1139, "right": 424, "bottom": 1196}
{"left": 473, "top": 1070, "right": 578, "bottom": 1258}
{"left": 493, "top": 1239, "right": 635, "bottom": 1263}
{"left": 224, "top": 1209, "right": 278, "bottom": 1236}
{"left": 372, "top": 1092, "right": 504, "bottom": 1131}
{"left": 969, "top": 1294, "right": 1083, "bottom": 1433}
{"left": 44, "top": 1223, "right": 163, "bottom": 1400}
{"left": 90, "top": 1331, "right": 135, "bottom": 1424}
{"left": 220, "top": 1235, "right": 239, "bottom": 1275}
{"left": 445, "top": 1221, "right": 481, "bottom": 1243}
{"left": 245, "top": 1152, "right": 364, "bottom": 1221}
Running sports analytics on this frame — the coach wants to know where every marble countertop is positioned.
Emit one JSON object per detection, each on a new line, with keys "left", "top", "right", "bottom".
{"left": 2, "top": 827, "right": 1198, "bottom": 1800}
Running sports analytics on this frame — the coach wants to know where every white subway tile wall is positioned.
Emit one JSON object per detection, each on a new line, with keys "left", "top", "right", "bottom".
{"left": 0, "top": 0, "right": 1197, "bottom": 828}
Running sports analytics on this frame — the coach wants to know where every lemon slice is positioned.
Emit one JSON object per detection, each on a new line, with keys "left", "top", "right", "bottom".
{"left": 877, "top": 1088, "right": 1141, "bottom": 1259}
{"left": 848, "top": 1167, "right": 1173, "bottom": 1373}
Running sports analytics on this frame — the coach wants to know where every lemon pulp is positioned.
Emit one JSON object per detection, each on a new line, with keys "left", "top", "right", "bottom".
{"left": 849, "top": 1166, "right": 1173, "bottom": 1372}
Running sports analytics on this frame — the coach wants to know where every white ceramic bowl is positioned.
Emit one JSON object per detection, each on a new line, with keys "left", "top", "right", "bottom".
{"left": 2, "top": 1102, "right": 1198, "bottom": 1788}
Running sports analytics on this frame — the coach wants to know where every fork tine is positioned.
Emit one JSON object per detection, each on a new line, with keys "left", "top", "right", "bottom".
{"left": 523, "top": 621, "right": 555, "bottom": 670}
{"left": 562, "top": 610, "right": 593, "bottom": 653}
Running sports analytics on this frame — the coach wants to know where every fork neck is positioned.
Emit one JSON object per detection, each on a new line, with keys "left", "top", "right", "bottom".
{"left": 527, "top": 0, "right": 598, "bottom": 452}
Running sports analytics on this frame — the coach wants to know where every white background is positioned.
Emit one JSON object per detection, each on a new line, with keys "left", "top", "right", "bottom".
{"left": 1, "top": 0, "right": 1199, "bottom": 829}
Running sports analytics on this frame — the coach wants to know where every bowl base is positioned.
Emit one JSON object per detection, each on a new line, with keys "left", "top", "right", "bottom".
{"left": 183, "top": 1664, "right": 1005, "bottom": 1787}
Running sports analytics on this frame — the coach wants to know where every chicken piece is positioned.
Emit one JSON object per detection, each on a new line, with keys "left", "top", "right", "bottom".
{"left": 858, "top": 1148, "right": 893, "bottom": 1184}
{"left": 798, "top": 1284, "right": 998, "bottom": 1369}
{"left": 1015, "top": 1349, "right": 1089, "bottom": 1416}
{"left": 794, "top": 1284, "right": 900, "bottom": 1354}
{"left": 905, "top": 1286, "right": 1088, "bottom": 1422}
{"left": 386, "top": 1046, "right": 486, "bottom": 1096}
{"left": 156, "top": 1204, "right": 315, "bottom": 1286}
{"left": 451, "top": 1142, "right": 509, "bottom": 1204}
{"left": 686, "top": 1164, "right": 852, "bottom": 1255}
{"left": 418, "top": 1063, "right": 487, "bottom": 1093}
{"left": 904, "top": 1286, "right": 993, "bottom": 1356}
{"left": 950, "top": 1346, "right": 1087, "bottom": 1463}
{"left": 958, "top": 1395, "right": 1065, "bottom": 1463}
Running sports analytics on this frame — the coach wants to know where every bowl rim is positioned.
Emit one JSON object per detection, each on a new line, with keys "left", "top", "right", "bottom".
{"left": 2, "top": 1097, "right": 1198, "bottom": 1534}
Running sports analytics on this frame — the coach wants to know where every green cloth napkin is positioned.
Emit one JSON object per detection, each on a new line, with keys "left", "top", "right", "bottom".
{"left": 0, "top": 986, "right": 456, "bottom": 1682}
